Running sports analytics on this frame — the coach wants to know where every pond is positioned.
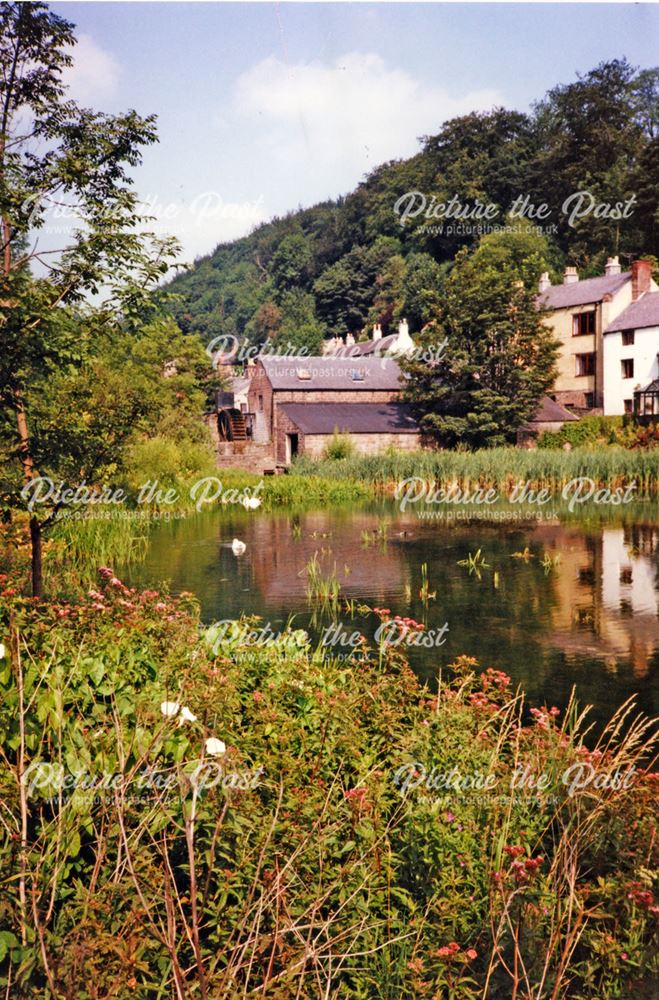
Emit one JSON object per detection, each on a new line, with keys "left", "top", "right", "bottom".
{"left": 121, "top": 501, "right": 659, "bottom": 729}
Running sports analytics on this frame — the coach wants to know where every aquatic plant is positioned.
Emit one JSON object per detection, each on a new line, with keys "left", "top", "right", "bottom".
{"left": 541, "top": 552, "right": 562, "bottom": 573}
{"left": 419, "top": 561, "right": 437, "bottom": 604}
{"left": 291, "top": 446, "right": 659, "bottom": 496}
{"left": 303, "top": 552, "right": 341, "bottom": 607}
{"left": 457, "top": 548, "right": 490, "bottom": 577}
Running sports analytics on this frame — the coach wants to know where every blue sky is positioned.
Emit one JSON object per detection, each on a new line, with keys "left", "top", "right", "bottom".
{"left": 52, "top": 2, "right": 659, "bottom": 263}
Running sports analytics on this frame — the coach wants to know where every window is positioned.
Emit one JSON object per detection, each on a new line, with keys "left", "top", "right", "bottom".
{"left": 624, "top": 398, "right": 633, "bottom": 414}
{"left": 575, "top": 353, "right": 595, "bottom": 376}
{"left": 621, "top": 359, "right": 634, "bottom": 379}
{"left": 584, "top": 392, "right": 594, "bottom": 409}
{"left": 296, "top": 368, "right": 311, "bottom": 380}
{"left": 350, "top": 369, "right": 365, "bottom": 381}
{"left": 621, "top": 330, "right": 635, "bottom": 346}
{"left": 573, "top": 312, "right": 596, "bottom": 336}
{"left": 258, "top": 394, "right": 264, "bottom": 412}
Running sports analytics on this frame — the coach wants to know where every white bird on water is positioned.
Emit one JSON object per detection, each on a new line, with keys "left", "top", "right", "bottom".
{"left": 231, "top": 538, "right": 247, "bottom": 555}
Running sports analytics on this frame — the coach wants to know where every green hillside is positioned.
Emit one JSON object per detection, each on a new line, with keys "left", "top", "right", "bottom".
{"left": 168, "top": 58, "right": 659, "bottom": 350}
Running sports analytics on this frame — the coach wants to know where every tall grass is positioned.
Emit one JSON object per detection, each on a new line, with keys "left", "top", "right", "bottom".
{"left": 291, "top": 446, "right": 659, "bottom": 495}
{"left": 218, "top": 470, "right": 372, "bottom": 507}
{"left": 48, "top": 513, "right": 150, "bottom": 594}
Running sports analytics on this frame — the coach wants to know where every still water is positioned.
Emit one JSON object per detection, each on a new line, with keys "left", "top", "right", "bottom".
{"left": 121, "top": 502, "right": 659, "bottom": 728}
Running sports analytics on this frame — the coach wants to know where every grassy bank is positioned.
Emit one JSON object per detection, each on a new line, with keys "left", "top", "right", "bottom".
{"left": 291, "top": 446, "right": 659, "bottom": 495}
{"left": 0, "top": 578, "right": 656, "bottom": 997}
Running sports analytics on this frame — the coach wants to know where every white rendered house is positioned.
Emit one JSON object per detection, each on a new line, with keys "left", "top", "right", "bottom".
{"left": 603, "top": 291, "right": 659, "bottom": 416}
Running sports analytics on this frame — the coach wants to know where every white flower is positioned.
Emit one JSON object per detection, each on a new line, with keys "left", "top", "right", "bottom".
{"left": 178, "top": 706, "right": 198, "bottom": 726}
{"left": 0, "top": 643, "right": 5, "bottom": 659}
{"left": 205, "top": 737, "right": 226, "bottom": 756}
{"left": 160, "top": 701, "right": 181, "bottom": 718}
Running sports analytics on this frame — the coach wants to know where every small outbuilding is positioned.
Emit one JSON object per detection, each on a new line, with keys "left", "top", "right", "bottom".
{"left": 277, "top": 402, "right": 421, "bottom": 462}
{"left": 517, "top": 396, "right": 580, "bottom": 446}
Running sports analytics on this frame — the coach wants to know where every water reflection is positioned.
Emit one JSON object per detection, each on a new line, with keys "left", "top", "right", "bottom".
{"left": 121, "top": 506, "right": 659, "bottom": 726}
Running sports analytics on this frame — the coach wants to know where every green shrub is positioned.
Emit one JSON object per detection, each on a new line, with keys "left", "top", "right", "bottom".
{"left": 323, "top": 428, "right": 356, "bottom": 460}
{"left": 537, "top": 415, "right": 628, "bottom": 449}
{"left": 123, "top": 434, "right": 217, "bottom": 498}
{"left": 0, "top": 582, "right": 656, "bottom": 998}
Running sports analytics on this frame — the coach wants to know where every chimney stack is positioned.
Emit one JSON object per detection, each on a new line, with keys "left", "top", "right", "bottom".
{"left": 563, "top": 266, "right": 579, "bottom": 285}
{"left": 538, "top": 272, "right": 551, "bottom": 293}
{"left": 373, "top": 323, "right": 382, "bottom": 342}
{"left": 631, "top": 259, "right": 652, "bottom": 302}
{"left": 345, "top": 332, "right": 355, "bottom": 347}
{"left": 390, "top": 318, "right": 414, "bottom": 356}
{"left": 604, "top": 255, "right": 621, "bottom": 276}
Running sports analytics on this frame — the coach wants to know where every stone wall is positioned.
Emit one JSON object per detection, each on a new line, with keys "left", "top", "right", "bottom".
{"left": 214, "top": 442, "right": 276, "bottom": 474}
{"left": 205, "top": 415, "right": 276, "bottom": 473}
{"left": 302, "top": 432, "right": 421, "bottom": 459}
{"left": 247, "top": 366, "right": 273, "bottom": 443}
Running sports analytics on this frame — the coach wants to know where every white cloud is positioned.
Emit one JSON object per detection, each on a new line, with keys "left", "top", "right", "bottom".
{"left": 230, "top": 52, "right": 502, "bottom": 198}
{"left": 63, "top": 34, "right": 120, "bottom": 104}
{"left": 140, "top": 190, "right": 269, "bottom": 263}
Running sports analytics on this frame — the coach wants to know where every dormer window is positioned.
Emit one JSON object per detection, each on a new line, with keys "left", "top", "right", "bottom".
{"left": 350, "top": 370, "right": 365, "bottom": 381}
{"left": 296, "top": 368, "right": 311, "bottom": 381}
{"left": 621, "top": 330, "right": 635, "bottom": 346}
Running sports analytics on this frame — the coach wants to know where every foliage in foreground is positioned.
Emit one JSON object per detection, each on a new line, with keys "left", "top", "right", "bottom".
{"left": 0, "top": 577, "right": 657, "bottom": 998}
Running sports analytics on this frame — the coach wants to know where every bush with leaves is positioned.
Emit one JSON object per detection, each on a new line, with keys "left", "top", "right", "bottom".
{"left": 0, "top": 578, "right": 656, "bottom": 997}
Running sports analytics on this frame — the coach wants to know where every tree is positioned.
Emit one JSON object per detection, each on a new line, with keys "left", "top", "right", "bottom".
{"left": 631, "top": 67, "right": 659, "bottom": 140}
{"left": 532, "top": 59, "right": 652, "bottom": 260}
{"left": 249, "top": 299, "right": 282, "bottom": 342}
{"left": 270, "top": 233, "right": 312, "bottom": 294}
{"left": 275, "top": 288, "right": 324, "bottom": 355}
{"left": 367, "top": 253, "right": 406, "bottom": 333}
{"left": 0, "top": 2, "right": 180, "bottom": 595}
{"left": 314, "top": 237, "right": 401, "bottom": 337}
{"left": 403, "top": 229, "right": 559, "bottom": 448}
{"left": 400, "top": 253, "right": 447, "bottom": 332}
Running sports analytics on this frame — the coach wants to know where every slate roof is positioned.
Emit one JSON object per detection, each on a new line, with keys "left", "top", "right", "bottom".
{"left": 528, "top": 396, "right": 580, "bottom": 424}
{"left": 605, "top": 291, "right": 659, "bottom": 333}
{"left": 279, "top": 402, "right": 419, "bottom": 434}
{"left": 539, "top": 272, "right": 630, "bottom": 310}
{"left": 259, "top": 356, "right": 404, "bottom": 391}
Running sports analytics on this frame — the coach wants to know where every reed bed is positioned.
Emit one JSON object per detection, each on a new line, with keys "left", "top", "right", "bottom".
{"left": 292, "top": 446, "right": 659, "bottom": 495}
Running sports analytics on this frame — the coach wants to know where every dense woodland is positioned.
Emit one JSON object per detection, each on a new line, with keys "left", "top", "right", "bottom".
{"left": 168, "top": 59, "right": 659, "bottom": 350}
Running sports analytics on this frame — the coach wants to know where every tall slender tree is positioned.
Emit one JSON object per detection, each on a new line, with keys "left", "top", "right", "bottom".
{"left": 0, "top": 2, "right": 179, "bottom": 595}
